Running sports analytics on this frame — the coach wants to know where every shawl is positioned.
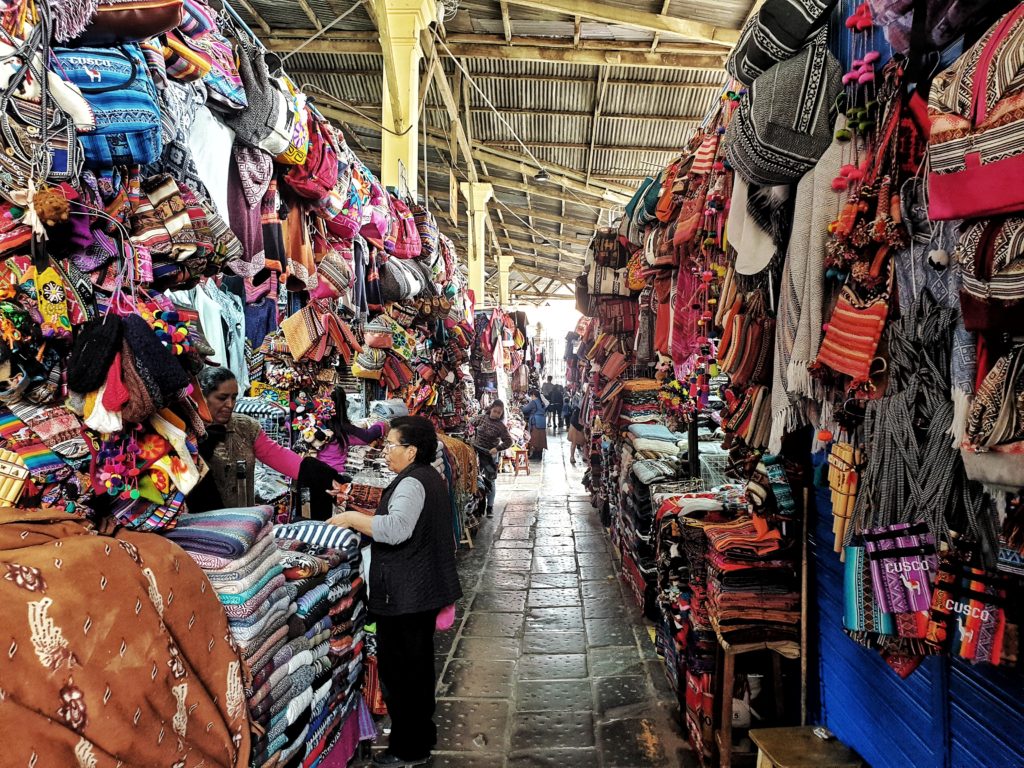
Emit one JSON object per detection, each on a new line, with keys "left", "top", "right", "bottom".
{"left": 767, "top": 117, "right": 849, "bottom": 453}
{"left": 0, "top": 508, "right": 250, "bottom": 767}
{"left": 166, "top": 506, "right": 273, "bottom": 558}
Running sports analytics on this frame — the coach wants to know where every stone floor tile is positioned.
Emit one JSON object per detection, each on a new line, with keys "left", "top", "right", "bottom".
{"left": 454, "top": 636, "right": 521, "bottom": 661}
{"left": 472, "top": 591, "right": 528, "bottom": 613}
{"left": 518, "top": 653, "right": 588, "bottom": 680}
{"left": 440, "top": 659, "right": 516, "bottom": 698}
{"left": 462, "top": 611, "right": 525, "bottom": 638}
{"left": 516, "top": 680, "right": 593, "bottom": 712}
{"left": 509, "top": 711, "right": 596, "bottom": 750}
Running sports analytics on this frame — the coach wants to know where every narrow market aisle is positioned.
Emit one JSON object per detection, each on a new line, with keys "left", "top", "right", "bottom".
{"left": 426, "top": 432, "right": 696, "bottom": 768}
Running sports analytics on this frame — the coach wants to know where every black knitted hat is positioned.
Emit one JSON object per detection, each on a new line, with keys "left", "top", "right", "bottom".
{"left": 67, "top": 314, "right": 123, "bottom": 394}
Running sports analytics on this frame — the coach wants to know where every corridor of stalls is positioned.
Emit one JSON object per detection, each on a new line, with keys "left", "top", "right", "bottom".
{"left": 420, "top": 433, "right": 697, "bottom": 767}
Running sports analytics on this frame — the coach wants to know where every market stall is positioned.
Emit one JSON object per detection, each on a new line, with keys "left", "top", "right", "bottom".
{"left": 572, "top": 1, "right": 1024, "bottom": 764}
{"left": 0, "top": 0, "right": 486, "bottom": 764}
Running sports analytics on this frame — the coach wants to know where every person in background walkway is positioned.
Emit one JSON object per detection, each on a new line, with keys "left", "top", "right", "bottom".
{"left": 548, "top": 381, "right": 565, "bottom": 432}
{"left": 317, "top": 386, "right": 387, "bottom": 474}
{"left": 470, "top": 400, "right": 513, "bottom": 517}
{"left": 522, "top": 389, "right": 548, "bottom": 461}
{"left": 567, "top": 394, "right": 586, "bottom": 466}
{"left": 329, "top": 416, "right": 462, "bottom": 767}
{"left": 541, "top": 375, "right": 554, "bottom": 402}
{"left": 188, "top": 367, "right": 346, "bottom": 515}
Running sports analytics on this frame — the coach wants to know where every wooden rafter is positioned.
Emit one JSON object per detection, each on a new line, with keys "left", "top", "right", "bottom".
{"left": 585, "top": 68, "right": 610, "bottom": 186}
{"left": 573, "top": 16, "right": 581, "bottom": 48}
{"left": 342, "top": 101, "right": 703, "bottom": 124}
{"left": 651, "top": 0, "right": 672, "bottom": 52}
{"left": 234, "top": 0, "right": 271, "bottom": 35}
{"left": 296, "top": 0, "right": 322, "bottom": 29}
{"left": 500, "top": 0, "right": 739, "bottom": 45}
{"left": 483, "top": 140, "right": 685, "bottom": 153}
{"left": 265, "top": 35, "right": 728, "bottom": 70}
{"left": 499, "top": 0, "right": 512, "bottom": 43}
{"left": 285, "top": 68, "right": 722, "bottom": 91}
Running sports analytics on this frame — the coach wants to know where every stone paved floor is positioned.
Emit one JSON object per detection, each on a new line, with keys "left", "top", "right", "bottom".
{"left": 410, "top": 431, "right": 697, "bottom": 767}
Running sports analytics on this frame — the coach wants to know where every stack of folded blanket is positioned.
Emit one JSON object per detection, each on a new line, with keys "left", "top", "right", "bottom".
{"left": 619, "top": 379, "right": 662, "bottom": 424}
{"left": 273, "top": 521, "right": 373, "bottom": 768}
{"left": 703, "top": 516, "right": 800, "bottom": 647}
{"left": 165, "top": 507, "right": 300, "bottom": 764}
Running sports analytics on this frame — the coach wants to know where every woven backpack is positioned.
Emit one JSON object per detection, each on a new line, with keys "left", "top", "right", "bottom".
{"left": 725, "top": 31, "right": 841, "bottom": 186}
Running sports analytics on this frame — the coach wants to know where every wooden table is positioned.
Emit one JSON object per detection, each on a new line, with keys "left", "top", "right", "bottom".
{"left": 749, "top": 727, "right": 865, "bottom": 768}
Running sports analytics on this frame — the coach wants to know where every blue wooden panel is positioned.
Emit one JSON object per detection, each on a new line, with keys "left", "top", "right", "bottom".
{"left": 949, "top": 659, "right": 1024, "bottom": 768}
{"left": 810, "top": 488, "right": 945, "bottom": 768}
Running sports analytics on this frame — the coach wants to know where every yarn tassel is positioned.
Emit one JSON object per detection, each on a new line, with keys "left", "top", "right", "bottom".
{"left": 948, "top": 387, "right": 971, "bottom": 448}
{"left": 768, "top": 403, "right": 806, "bottom": 455}
{"left": 49, "top": 0, "right": 100, "bottom": 43}
{"left": 786, "top": 358, "right": 814, "bottom": 399}
{"left": 812, "top": 399, "right": 837, "bottom": 454}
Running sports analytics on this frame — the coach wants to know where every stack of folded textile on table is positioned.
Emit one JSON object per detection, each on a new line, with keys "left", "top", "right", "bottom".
{"left": 273, "top": 520, "right": 374, "bottom": 767}
{"left": 164, "top": 506, "right": 301, "bottom": 765}
{"left": 619, "top": 379, "right": 663, "bottom": 424}
{"left": 703, "top": 515, "right": 800, "bottom": 648}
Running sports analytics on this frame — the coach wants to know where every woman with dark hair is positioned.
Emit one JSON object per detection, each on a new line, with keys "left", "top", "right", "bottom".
{"left": 522, "top": 389, "right": 548, "bottom": 460}
{"left": 188, "top": 367, "right": 346, "bottom": 515}
{"left": 317, "top": 386, "right": 387, "bottom": 474}
{"left": 470, "top": 400, "right": 512, "bottom": 517}
{"left": 329, "top": 416, "right": 461, "bottom": 767}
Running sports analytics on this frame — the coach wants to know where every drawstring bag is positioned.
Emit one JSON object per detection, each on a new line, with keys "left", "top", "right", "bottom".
{"left": 726, "top": 28, "right": 842, "bottom": 186}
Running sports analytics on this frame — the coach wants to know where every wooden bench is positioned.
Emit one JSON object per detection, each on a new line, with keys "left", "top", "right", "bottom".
{"left": 749, "top": 727, "right": 864, "bottom": 768}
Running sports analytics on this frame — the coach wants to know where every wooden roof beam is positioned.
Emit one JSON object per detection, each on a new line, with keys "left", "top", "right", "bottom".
{"left": 349, "top": 101, "right": 703, "bottom": 123}
{"left": 234, "top": 0, "right": 271, "bottom": 35}
{"left": 500, "top": 0, "right": 738, "bottom": 46}
{"left": 484, "top": 140, "right": 685, "bottom": 153}
{"left": 500, "top": 0, "right": 512, "bottom": 43}
{"left": 296, "top": 0, "right": 322, "bottom": 29}
{"left": 266, "top": 35, "right": 727, "bottom": 70}
{"left": 585, "top": 68, "right": 610, "bottom": 186}
{"left": 651, "top": 0, "right": 672, "bottom": 52}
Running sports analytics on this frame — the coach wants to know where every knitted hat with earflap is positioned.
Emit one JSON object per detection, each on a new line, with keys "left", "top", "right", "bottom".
{"left": 120, "top": 343, "right": 157, "bottom": 424}
{"left": 122, "top": 314, "right": 190, "bottom": 407}
{"left": 67, "top": 314, "right": 123, "bottom": 394}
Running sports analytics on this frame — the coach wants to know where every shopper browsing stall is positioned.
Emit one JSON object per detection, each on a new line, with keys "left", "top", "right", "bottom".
{"left": 318, "top": 386, "right": 388, "bottom": 474}
{"left": 328, "top": 416, "right": 462, "bottom": 767}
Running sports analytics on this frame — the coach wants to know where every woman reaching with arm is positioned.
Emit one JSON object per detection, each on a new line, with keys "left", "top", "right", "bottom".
{"left": 329, "top": 416, "right": 461, "bottom": 766}
{"left": 188, "top": 367, "right": 347, "bottom": 516}
{"left": 469, "top": 400, "right": 513, "bottom": 517}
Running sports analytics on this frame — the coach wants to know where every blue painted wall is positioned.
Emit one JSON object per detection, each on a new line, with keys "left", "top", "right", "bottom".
{"left": 809, "top": 488, "right": 1024, "bottom": 768}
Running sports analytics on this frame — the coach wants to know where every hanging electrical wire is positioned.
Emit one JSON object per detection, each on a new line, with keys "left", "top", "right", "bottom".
{"left": 280, "top": 0, "right": 367, "bottom": 61}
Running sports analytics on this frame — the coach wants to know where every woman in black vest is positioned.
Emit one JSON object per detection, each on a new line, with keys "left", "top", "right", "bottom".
{"left": 329, "top": 416, "right": 462, "bottom": 766}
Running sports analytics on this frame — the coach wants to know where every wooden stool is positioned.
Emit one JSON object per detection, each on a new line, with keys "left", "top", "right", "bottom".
{"left": 715, "top": 637, "right": 799, "bottom": 768}
{"left": 512, "top": 448, "right": 530, "bottom": 476}
{"left": 750, "top": 727, "right": 864, "bottom": 768}
{"left": 499, "top": 453, "right": 516, "bottom": 474}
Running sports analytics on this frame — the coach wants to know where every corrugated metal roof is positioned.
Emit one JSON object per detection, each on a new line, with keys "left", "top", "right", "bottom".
{"left": 244, "top": 0, "right": 754, "bottom": 283}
